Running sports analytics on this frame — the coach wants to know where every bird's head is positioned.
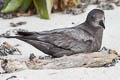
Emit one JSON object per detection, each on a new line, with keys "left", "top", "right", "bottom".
{"left": 85, "top": 9, "right": 105, "bottom": 29}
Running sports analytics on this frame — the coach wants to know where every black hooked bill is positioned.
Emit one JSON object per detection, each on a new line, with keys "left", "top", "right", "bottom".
{"left": 99, "top": 20, "right": 105, "bottom": 29}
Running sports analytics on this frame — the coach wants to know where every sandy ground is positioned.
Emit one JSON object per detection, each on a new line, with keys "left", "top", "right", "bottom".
{"left": 0, "top": 5, "right": 120, "bottom": 80}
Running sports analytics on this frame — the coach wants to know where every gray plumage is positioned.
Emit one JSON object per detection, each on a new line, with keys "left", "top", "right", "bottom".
{"left": 5, "top": 9, "right": 105, "bottom": 58}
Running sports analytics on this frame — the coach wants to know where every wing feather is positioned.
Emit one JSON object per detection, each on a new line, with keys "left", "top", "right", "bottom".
{"left": 37, "top": 28, "right": 94, "bottom": 53}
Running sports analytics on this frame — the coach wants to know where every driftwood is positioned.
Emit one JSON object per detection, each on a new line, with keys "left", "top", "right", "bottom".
{"left": 0, "top": 48, "right": 120, "bottom": 73}
{"left": 26, "top": 50, "right": 119, "bottom": 69}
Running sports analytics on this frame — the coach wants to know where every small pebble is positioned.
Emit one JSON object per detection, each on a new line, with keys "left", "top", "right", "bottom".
{"left": 72, "top": 22, "right": 75, "bottom": 24}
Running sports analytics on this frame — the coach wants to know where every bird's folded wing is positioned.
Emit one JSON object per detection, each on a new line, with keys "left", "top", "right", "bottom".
{"left": 36, "top": 28, "right": 94, "bottom": 53}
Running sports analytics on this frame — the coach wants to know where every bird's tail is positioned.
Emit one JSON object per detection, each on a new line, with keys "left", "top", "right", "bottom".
{"left": 4, "top": 36, "right": 19, "bottom": 38}
{"left": 2, "top": 36, "right": 24, "bottom": 41}
{"left": 0, "top": 31, "right": 35, "bottom": 38}
{"left": 17, "top": 32, "right": 35, "bottom": 36}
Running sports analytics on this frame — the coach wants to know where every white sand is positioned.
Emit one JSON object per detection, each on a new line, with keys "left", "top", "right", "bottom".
{"left": 0, "top": 5, "right": 120, "bottom": 80}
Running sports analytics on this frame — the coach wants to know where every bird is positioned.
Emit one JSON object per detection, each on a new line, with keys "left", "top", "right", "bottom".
{"left": 5, "top": 9, "right": 105, "bottom": 58}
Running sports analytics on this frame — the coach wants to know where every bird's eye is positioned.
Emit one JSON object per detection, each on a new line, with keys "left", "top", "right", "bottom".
{"left": 91, "top": 15, "right": 95, "bottom": 20}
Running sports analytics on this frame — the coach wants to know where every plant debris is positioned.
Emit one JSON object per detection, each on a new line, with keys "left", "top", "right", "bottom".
{"left": 0, "top": 42, "right": 21, "bottom": 56}
{"left": 6, "top": 76, "right": 17, "bottom": 80}
{"left": 39, "top": 56, "right": 52, "bottom": 60}
{"left": 97, "top": 2, "right": 115, "bottom": 10}
{"left": 0, "top": 0, "right": 120, "bottom": 19}
{"left": 63, "top": 6, "right": 85, "bottom": 15}
{"left": 0, "top": 13, "right": 13, "bottom": 19}
{"left": 1, "top": 59, "right": 27, "bottom": 73}
{"left": 10, "top": 22, "right": 27, "bottom": 27}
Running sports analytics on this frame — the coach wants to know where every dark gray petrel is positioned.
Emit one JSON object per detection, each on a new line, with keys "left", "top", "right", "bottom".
{"left": 5, "top": 9, "right": 105, "bottom": 58}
